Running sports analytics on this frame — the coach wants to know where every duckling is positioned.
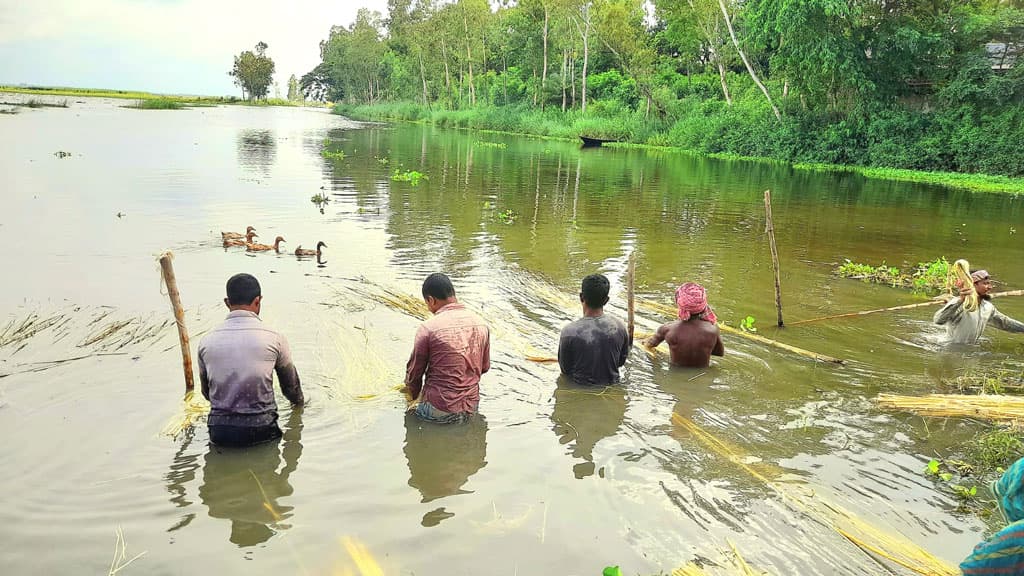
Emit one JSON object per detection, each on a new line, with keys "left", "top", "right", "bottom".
{"left": 224, "top": 231, "right": 258, "bottom": 247}
{"left": 294, "top": 241, "right": 327, "bottom": 257}
{"left": 246, "top": 235, "right": 286, "bottom": 253}
{"left": 222, "top": 225, "right": 256, "bottom": 241}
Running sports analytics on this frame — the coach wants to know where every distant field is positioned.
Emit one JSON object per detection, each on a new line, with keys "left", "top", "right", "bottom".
{"left": 0, "top": 86, "right": 318, "bottom": 108}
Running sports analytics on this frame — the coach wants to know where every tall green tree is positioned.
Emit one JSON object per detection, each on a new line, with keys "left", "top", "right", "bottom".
{"left": 229, "top": 42, "right": 275, "bottom": 101}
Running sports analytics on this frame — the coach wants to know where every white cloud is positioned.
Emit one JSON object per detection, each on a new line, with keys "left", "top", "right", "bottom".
{"left": 0, "top": 0, "right": 390, "bottom": 93}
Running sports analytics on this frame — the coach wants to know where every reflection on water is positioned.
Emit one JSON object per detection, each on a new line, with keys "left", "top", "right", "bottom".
{"left": 404, "top": 412, "right": 488, "bottom": 526}
{"left": 198, "top": 408, "right": 303, "bottom": 547}
{"left": 551, "top": 378, "right": 628, "bottom": 479}
{"left": 237, "top": 129, "right": 276, "bottom": 175}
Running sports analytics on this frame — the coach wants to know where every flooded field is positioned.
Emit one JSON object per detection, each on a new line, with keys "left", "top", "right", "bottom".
{"left": 1, "top": 95, "right": 1023, "bottom": 575}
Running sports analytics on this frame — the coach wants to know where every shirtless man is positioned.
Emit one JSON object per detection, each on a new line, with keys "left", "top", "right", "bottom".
{"left": 645, "top": 282, "right": 724, "bottom": 368}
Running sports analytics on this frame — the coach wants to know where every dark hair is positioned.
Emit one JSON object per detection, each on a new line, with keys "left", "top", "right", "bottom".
{"left": 422, "top": 272, "right": 456, "bottom": 300}
{"left": 226, "top": 273, "right": 261, "bottom": 305}
{"left": 580, "top": 274, "right": 610, "bottom": 309}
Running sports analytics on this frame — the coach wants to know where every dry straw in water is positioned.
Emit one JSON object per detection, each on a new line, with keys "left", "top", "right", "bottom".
{"left": 876, "top": 393, "right": 1024, "bottom": 424}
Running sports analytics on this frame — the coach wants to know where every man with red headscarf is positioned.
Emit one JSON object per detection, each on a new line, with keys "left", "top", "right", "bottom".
{"left": 645, "top": 282, "right": 724, "bottom": 368}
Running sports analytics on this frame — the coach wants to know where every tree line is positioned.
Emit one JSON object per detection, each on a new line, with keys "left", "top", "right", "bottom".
{"left": 302, "top": 0, "right": 1024, "bottom": 177}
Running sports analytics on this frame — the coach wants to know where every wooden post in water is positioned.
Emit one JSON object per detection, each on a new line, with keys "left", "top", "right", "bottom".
{"left": 764, "top": 190, "right": 784, "bottom": 327}
{"left": 159, "top": 251, "right": 194, "bottom": 392}
{"left": 627, "top": 251, "right": 636, "bottom": 345}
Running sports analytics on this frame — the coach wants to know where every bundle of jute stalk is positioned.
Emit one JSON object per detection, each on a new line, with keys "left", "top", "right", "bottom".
{"left": 947, "top": 258, "right": 979, "bottom": 312}
{"left": 876, "top": 393, "right": 1024, "bottom": 424}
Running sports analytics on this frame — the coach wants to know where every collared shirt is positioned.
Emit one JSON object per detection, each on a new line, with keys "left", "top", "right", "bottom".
{"left": 558, "top": 314, "right": 630, "bottom": 386}
{"left": 198, "top": 310, "right": 303, "bottom": 427}
{"left": 934, "top": 297, "right": 1024, "bottom": 344}
{"left": 405, "top": 302, "right": 490, "bottom": 414}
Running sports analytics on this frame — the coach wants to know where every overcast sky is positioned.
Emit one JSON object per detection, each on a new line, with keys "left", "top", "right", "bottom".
{"left": 0, "top": 0, "right": 390, "bottom": 96}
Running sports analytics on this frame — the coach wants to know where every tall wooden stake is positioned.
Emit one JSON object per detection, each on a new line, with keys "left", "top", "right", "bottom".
{"left": 764, "top": 190, "right": 784, "bottom": 327}
{"left": 627, "top": 251, "right": 636, "bottom": 345}
{"left": 159, "top": 251, "right": 194, "bottom": 392}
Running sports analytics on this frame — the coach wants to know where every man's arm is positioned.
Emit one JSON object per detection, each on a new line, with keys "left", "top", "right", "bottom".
{"left": 275, "top": 335, "right": 304, "bottom": 405}
{"left": 480, "top": 327, "right": 491, "bottom": 374}
{"left": 557, "top": 329, "right": 574, "bottom": 376}
{"left": 645, "top": 323, "right": 669, "bottom": 348}
{"left": 990, "top": 309, "right": 1024, "bottom": 334}
{"left": 934, "top": 296, "right": 964, "bottom": 325}
{"left": 617, "top": 324, "right": 630, "bottom": 368}
{"left": 405, "top": 325, "right": 430, "bottom": 399}
{"left": 198, "top": 349, "right": 211, "bottom": 401}
{"left": 712, "top": 333, "right": 725, "bottom": 357}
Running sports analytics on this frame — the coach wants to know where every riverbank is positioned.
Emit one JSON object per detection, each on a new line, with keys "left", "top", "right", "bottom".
{"left": 0, "top": 86, "right": 316, "bottom": 108}
{"left": 333, "top": 102, "right": 1024, "bottom": 195}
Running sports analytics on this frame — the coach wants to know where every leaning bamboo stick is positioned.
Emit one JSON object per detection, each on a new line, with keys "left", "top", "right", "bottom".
{"left": 790, "top": 289, "right": 1024, "bottom": 327}
{"left": 627, "top": 251, "right": 636, "bottom": 345}
{"left": 158, "top": 251, "right": 194, "bottom": 392}
{"left": 764, "top": 190, "right": 784, "bottom": 327}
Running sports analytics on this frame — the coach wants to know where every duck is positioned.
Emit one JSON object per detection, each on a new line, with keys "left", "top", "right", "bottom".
{"left": 246, "top": 235, "right": 286, "bottom": 253}
{"left": 294, "top": 241, "right": 327, "bottom": 258}
{"left": 222, "top": 225, "right": 256, "bottom": 241}
{"left": 224, "top": 230, "right": 258, "bottom": 247}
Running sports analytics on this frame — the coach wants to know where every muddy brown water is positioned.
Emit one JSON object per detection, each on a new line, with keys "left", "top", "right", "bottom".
{"left": 2, "top": 94, "right": 1024, "bottom": 575}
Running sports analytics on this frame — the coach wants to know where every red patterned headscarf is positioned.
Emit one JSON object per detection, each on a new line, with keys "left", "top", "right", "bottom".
{"left": 675, "top": 282, "right": 717, "bottom": 324}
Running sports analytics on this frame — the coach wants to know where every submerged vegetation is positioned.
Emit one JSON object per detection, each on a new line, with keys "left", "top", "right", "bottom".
{"left": 836, "top": 257, "right": 949, "bottom": 293}
{"left": 390, "top": 169, "right": 426, "bottom": 186}
{"left": 128, "top": 98, "right": 184, "bottom": 110}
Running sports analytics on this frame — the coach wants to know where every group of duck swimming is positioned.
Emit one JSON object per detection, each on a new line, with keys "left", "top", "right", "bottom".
{"left": 221, "top": 225, "right": 327, "bottom": 258}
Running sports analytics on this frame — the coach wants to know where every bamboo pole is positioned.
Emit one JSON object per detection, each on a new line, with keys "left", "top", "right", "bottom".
{"left": 789, "top": 289, "right": 1024, "bottom": 327}
{"left": 635, "top": 299, "right": 844, "bottom": 364}
{"left": 627, "top": 251, "right": 636, "bottom": 345}
{"left": 158, "top": 251, "right": 194, "bottom": 392}
{"left": 764, "top": 190, "right": 784, "bottom": 327}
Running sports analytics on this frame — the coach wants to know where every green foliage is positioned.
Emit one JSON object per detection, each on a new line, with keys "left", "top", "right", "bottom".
{"left": 739, "top": 316, "right": 757, "bottom": 333}
{"left": 835, "top": 257, "right": 949, "bottom": 293}
{"left": 229, "top": 42, "right": 276, "bottom": 101}
{"left": 321, "top": 149, "right": 346, "bottom": 160}
{"left": 474, "top": 140, "right": 507, "bottom": 149}
{"left": 497, "top": 209, "right": 518, "bottom": 224}
{"left": 391, "top": 169, "right": 426, "bottom": 185}
{"left": 310, "top": 193, "right": 329, "bottom": 205}
{"left": 973, "top": 428, "right": 1024, "bottom": 471}
{"left": 130, "top": 98, "right": 184, "bottom": 110}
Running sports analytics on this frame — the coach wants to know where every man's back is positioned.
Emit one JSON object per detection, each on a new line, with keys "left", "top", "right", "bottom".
{"left": 406, "top": 302, "right": 491, "bottom": 414}
{"left": 558, "top": 315, "right": 630, "bottom": 386}
{"left": 661, "top": 319, "right": 723, "bottom": 368}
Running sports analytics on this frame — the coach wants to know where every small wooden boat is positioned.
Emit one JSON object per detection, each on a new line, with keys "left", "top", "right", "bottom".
{"left": 580, "top": 136, "right": 617, "bottom": 148}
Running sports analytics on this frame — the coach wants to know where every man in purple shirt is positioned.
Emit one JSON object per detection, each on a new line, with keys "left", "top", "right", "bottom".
{"left": 405, "top": 273, "right": 491, "bottom": 424}
{"left": 199, "top": 273, "right": 304, "bottom": 447}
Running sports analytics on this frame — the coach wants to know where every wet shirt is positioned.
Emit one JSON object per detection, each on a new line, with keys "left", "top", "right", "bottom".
{"left": 933, "top": 297, "right": 1024, "bottom": 344}
{"left": 198, "top": 310, "right": 302, "bottom": 427}
{"left": 558, "top": 314, "right": 630, "bottom": 386}
{"left": 405, "top": 303, "right": 491, "bottom": 414}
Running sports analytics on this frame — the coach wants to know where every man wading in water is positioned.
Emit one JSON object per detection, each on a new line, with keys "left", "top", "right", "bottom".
{"left": 557, "top": 273, "right": 630, "bottom": 386}
{"left": 934, "top": 269, "right": 1024, "bottom": 344}
{"left": 199, "top": 273, "right": 304, "bottom": 447}
{"left": 645, "top": 282, "right": 724, "bottom": 368}
{"left": 404, "top": 273, "right": 491, "bottom": 424}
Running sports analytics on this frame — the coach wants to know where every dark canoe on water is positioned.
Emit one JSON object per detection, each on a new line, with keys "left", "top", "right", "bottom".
{"left": 580, "top": 136, "right": 617, "bottom": 147}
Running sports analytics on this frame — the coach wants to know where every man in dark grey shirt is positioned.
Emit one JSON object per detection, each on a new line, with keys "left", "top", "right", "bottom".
{"left": 558, "top": 274, "right": 630, "bottom": 386}
{"left": 199, "top": 273, "right": 304, "bottom": 447}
